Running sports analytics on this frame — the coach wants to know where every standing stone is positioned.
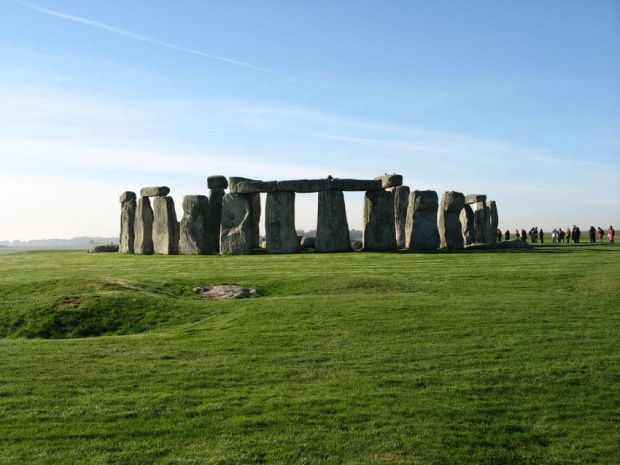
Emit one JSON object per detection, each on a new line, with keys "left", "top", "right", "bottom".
{"left": 252, "top": 193, "right": 261, "bottom": 248}
{"left": 460, "top": 204, "right": 475, "bottom": 246}
{"left": 180, "top": 195, "right": 211, "bottom": 254}
{"left": 265, "top": 192, "right": 299, "bottom": 254}
{"left": 134, "top": 197, "right": 154, "bottom": 255}
{"left": 315, "top": 191, "right": 351, "bottom": 252}
{"left": 153, "top": 196, "right": 179, "bottom": 255}
{"left": 363, "top": 190, "right": 396, "bottom": 251}
{"left": 405, "top": 190, "right": 440, "bottom": 250}
{"left": 473, "top": 202, "right": 488, "bottom": 243}
{"left": 394, "top": 186, "right": 410, "bottom": 249}
{"left": 487, "top": 201, "right": 498, "bottom": 244}
{"left": 207, "top": 176, "right": 228, "bottom": 253}
{"left": 119, "top": 192, "right": 136, "bottom": 253}
{"left": 439, "top": 191, "right": 465, "bottom": 250}
{"left": 220, "top": 193, "right": 254, "bottom": 254}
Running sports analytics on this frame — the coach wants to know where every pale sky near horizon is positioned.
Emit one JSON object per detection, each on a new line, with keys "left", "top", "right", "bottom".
{"left": 1, "top": 0, "right": 619, "bottom": 241}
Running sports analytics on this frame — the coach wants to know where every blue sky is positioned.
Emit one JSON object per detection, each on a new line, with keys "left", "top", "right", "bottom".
{"left": 1, "top": 0, "right": 619, "bottom": 240}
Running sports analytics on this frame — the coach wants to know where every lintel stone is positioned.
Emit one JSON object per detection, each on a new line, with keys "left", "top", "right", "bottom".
{"left": 140, "top": 186, "right": 170, "bottom": 197}
{"left": 374, "top": 174, "right": 403, "bottom": 189}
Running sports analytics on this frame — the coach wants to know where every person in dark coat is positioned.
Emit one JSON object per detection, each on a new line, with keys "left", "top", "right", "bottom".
{"left": 539, "top": 228, "right": 544, "bottom": 243}
{"left": 589, "top": 226, "right": 596, "bottom": 244}
{"left": 505, "top": 230, "right": 510, "bottom": 241}
{"left": 521, "top": 229, "right": 527, "bottom": 241}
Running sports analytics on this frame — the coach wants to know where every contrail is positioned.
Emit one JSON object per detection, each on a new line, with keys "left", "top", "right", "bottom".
{"left": 8, "top": 0, "right": 323, "bottom": 87}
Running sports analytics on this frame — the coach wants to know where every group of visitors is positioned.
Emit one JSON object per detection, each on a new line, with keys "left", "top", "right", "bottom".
{"left": 549, "top": 225, "right": 615, "bottom": 244}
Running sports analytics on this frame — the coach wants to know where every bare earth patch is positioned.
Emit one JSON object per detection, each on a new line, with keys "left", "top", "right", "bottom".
{"left": 193, "top": 285, "right": 258, "bottom": 300}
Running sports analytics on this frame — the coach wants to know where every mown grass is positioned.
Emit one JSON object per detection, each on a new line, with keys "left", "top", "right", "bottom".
{"left": 0, "top": 244, "right": 619, "bottom": 464}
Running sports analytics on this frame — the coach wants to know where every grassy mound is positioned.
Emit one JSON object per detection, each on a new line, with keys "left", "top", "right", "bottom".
{"left": 0, "top": 244, "right": 619, "bottom": 463}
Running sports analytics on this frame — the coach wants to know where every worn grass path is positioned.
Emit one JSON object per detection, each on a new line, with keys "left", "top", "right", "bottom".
{"left": 1, "top": 244, "right": 619, "bottom": 463}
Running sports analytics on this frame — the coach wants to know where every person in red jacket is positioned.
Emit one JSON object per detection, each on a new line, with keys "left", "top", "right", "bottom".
{"left": 597, "top": 227, "right": 605, "bottom": 244}
{"left": 609, "top": 226, "right": 615, "bottom": 244}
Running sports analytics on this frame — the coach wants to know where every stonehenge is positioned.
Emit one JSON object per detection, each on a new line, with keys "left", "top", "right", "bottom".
{"left": 119, "top": 191, "right": 136, "bottom": 254}
{"left": 119, "top": 176, "right": 500, "bottom": 255}
{"left": 439, "top": 191, "right": 465, "bottom": 250}
{"left": 180, "top": 195, "right": 211, "bottom": 254}
{"left": 405, "top": 190, "right": 440, "bottom": 250}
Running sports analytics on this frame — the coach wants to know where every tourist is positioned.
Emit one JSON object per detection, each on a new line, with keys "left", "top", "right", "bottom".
{"left": 557, "top": 228, "right": 564, "bottom": 243}
{"left": 572, "top": 225, "right": 581, "bottom": 244}
{"left": 597, "top": 227, "right": 604, "bottom": 244}
{"left": 589, "top": 226, "right": 596, "bottom": 244}
{"left": 515, "top": 229, "right": 521, "bottom": 240}
{"left": 539, "top": 228, "right": 544, "bottom": 243}
{"left": 609, "top": 226, "right": 615, "bottom": 244}
{"left": 505, "top": 230, "right": 510, "bottom": 241}
{"left": 521, "top": 229, "right": 527, "bottom": 241}
{"left": 496, "top": 229, "right": 502, "bottom": 242}
{"left": 551, "top": 229, "right": 557, "bottom": 243}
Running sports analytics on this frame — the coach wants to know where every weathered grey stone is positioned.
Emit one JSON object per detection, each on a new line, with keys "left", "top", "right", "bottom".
{"left": 277, "top": 179, "right": 331, "bottom": 193}
{"left": 315, "top": 191, "right": 351, "bottom": 252}
{"left": 439, "top": 191, "right": 465, "bottom": 250}
{"left": 374, "top": 174, "right": 403, "bottom": 189}
{"left": 230, "top": 178, "right": 278, "bottom": 194}
{"left": 119, "top": 191, "right": 136, "bottom": 203}
{"left": 251, "top": 193, "right": 261, "bottom": 248}
{"left": 140, "top": 186, "right": 170, "bottom": 197}
{"left": 300, "top": 236, "right": 316, "bottom": 249}
{"left": 265, "top": 191, "right": 299, "bottom": 254}
{"left": 460, "top": 204, "right": 475, "bottom": 246}
{"left": 89, "top": 244, "right": 119, "bottom": 253}
{"left": 465, "top": 194, "right": 487, "bottom": 204}
{"left": 153, "top": 196, "right": 179, "bottom": 255}
{"left": 208, "top": 188, "right": 225, "bottom": 253}
{"left": 134, "top": 197, "right": 154, "bottom": 254}
{"left": 473, "top": 202, "right": 488, "bottom": 243}
{"left": 119, "top": 197, "right": 136, "bottom": 253}
{"left": 488, "top": 200, "right": 498, "bottom": 244}
{"left": 405, "top": 190, "right": 440, "bottom": 250}
{"left": 194, "top": 284, "right": 257, "bottom": 300}
{"left": 363, "top": 190, "right": 396, "bottom": 251}
{"left": 393, "top": 186, "right": 410, "bottom": 248}
{"left": 331, "top": 178, "right": 382, "bottom": 192}
{"left": 207, "top": 175, "right": 228, "bottom": 190}
{"left": 180, "top": 195, "right": 211, "bottom": 254}
{"left": 220, "top": 193, "right": 254, "bottom": 254}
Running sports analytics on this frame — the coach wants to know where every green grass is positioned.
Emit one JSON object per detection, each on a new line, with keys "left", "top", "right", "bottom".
{"left": 1, "top": 244, "right": 619, "bottom": 464}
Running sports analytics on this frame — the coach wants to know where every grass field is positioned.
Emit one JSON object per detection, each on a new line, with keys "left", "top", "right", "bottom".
{"left": 1, "top": 244, "right": 619, "bottom": 464}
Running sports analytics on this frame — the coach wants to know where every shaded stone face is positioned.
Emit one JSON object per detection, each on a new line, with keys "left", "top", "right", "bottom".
{"left": 208, "top": 188, "right": 225, "bottom": 253}
{"left": 439, "top": 191, "right": 465, "bottom": 250}
{"left": 153, "top": 196, "right": 179, "bottom": 255}
{"left": 460, "top": 204, "right": 475, "bottom": 246}
{"left": 315, "top": 191, "right": 351, "bottom": 252}
{"left": 220, "top": 193, "right": 254, "bottom": 255}
{"left": 180, "top": 195, "right": 211, "bottom": 254}
{"left": 251, "top": 193, "right": 261, "bottom": 248}
{"left": 277, "top": 179, "right": 331, "bottom": 193}
{"left": 134, "top": 197, "right": 154, "bottom": 255}
{"left": 363, "top": 190, "right": 396, "bottom": 251}
{"left": 119, "top": 191, "right": 137, "bottom": 203}
{"left": 265, "top": 191, "right": 299, "bottom": 254}
{"left": 207, "top": 175, "right": 228, "bottom": 190}
{"left": 487, "top": 201, "right": 498, "bottom": 244}
{"left": 405, "top": 190, "right": 440, "bottom": 250}
{"left": 473, "top": 201, "right": 488, "bottom": 243}
{"left": 230, "top": 179, "right": 278, "bottom": 194}
{"left": 119, "top": 197, "right": 136, "bottom": 253}
{"left": 374, "top": 174, "right": 403, "bottom": 189}
{"left": 139, "top": 186, "right": 170, "bottom": 197}
{"left": 393, "top": 186, "right": 410, "bottom": 249}
{"left": 465, "top": 194, "right": 487, "bottom": 204}
{"left": 331, "top": 178, "right": 382, "bottom": 192}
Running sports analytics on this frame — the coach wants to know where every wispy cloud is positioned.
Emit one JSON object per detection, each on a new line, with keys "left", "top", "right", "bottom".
{"left": 8, "top": 0, "right": 324, "bottom": 87}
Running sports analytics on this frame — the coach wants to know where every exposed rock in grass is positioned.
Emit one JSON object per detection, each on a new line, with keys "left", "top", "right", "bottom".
{"left": 89, "top": 244, "right": 119, "bottom": 253}
{"left": 193, "top": 285, "right": 258, "bottom": 300}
